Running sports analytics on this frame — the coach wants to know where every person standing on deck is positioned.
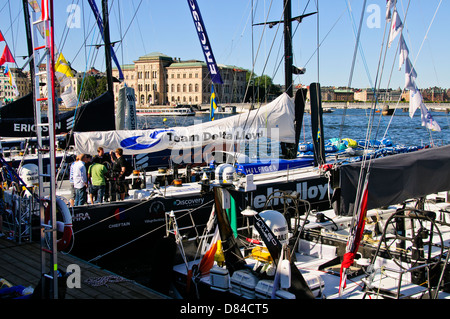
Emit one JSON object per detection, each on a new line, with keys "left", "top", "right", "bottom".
{"left": 73, "top": 154, "right": 89, "bottom": 206}
{"left": 110, "top": 148, "right": 128, "bottom": 201}
{"left": 68, "top": 158, "right": 76, "bottom": 207}
{"left": 88, "top": 161, "right": 108, "bottom": 203}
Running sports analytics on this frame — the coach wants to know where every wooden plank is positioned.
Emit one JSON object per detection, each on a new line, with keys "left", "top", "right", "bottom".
{"left": 0, "top": 238, "right": 169, "bottom": 299}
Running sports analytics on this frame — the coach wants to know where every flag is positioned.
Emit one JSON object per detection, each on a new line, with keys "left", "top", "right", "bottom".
{"left": 0, "top": 45, "right": 15, "bottom": 66}
{"left": 339, "top": 173, "right": 369, "bottom": 295}
{"left": 55, "top": 52, "right": 78, "bottom": 108}
{"left": 55, "top": 52, "right": 74, "bottom": 86}
{"left": 388, "top": 10, "right": 403, "bottom": 48}
{"left": 187, "top": 0, "right": 223, "bottom": 84}
{"left": 41, "top": 0, "right": 49, "bottom": 21}
{"left": 386, "top": 0, "right": 394, "bottom": 21}
{"left": 186, "top": 226, "right": 220, "bottom": 293}
{"left": 420, "top": 103, "right": 441, "bottom": 132}
{"left": 0, "top": 30, "right": 4, "bottom": 42}
{"left": 404, "top": 57, "right": 417, "bottom": 91}
{"left": 398, "top": 35, "right": 409, "bottom": 70}
{"left": 4, "top": 65, "right": 19, "bottom": 96}
{"left": 409, "top": 88, "right": 422, "bottom": 118}
{"left": 210, "top": 84, "right": 218, "bottom": 121}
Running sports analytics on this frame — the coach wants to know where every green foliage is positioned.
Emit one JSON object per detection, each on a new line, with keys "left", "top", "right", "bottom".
{"left": 245, "top": 72, "right": 281, "bottom": 102}
{"left": 77, "top": 76, "right": 107, "bottom": 101}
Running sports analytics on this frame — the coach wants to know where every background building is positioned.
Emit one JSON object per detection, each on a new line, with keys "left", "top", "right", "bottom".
{"left": 112, "top": 52, "right": 247, "bottom": 107}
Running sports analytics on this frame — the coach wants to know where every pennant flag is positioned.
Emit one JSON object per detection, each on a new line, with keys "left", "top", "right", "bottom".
{"left": 60, "top": 85, "right": 78, "bottom": 108}
{"left": 4, "top": 65, "right": 19, "bottom": 96}
{"left": 55, "top": 52, "right": 74, "bottom": 86}
{"left": 404, "top": 57, "right": 417, "bottom": 91}
{"left": 28, "top": 0, "right": 41, "bottom": 13}
{"left": 55, "top": 52, "right": 78, "bottom": 108}
{"left": 420, "top": 103, "right": 441, "bottom": 132}
{"left": 186, "top": 226, "right": 220, "bottom": 293}
{"left": 0, "top": 30, "right": 4, "bottom": 42}
{"left": 339, "top": 173, "right": 369, "bottom": 295}
{"left": 210, "top": 84, "right": 218, "bottom": 121}
{"left": 386, "top": 0, "right": 394, "bottom": 21}
{"left": 409, "top": 88, "right": 422, "bottom": 118}
{"left": 398, "top": 35, "right": 409, "bottom": 70}
{"left": 388, "top": 10, "right": 403, "bottom": 48}
{"left": 0, "top": 45, "right": 15, "bottom": 66}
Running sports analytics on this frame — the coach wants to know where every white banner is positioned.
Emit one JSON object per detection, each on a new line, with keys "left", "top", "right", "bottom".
{"left": 74, "top": 93, "right": 295, "bottom": 155}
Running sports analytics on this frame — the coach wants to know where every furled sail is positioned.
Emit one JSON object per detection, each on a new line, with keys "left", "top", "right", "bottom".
{"left": 74, "top": 93, "right": 295, "bottom": 155}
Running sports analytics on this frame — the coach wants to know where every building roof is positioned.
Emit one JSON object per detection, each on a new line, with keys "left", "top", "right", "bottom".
{"left": 137, "top": 52, "right": 173, "bottom": 61}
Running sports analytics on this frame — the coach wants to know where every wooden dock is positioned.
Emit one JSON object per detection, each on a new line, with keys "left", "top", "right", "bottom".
{"left": 0, "top": 237, "right": 170, "bottom": 299}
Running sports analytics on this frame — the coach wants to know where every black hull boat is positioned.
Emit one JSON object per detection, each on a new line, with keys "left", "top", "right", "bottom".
{"left": 58, "top": 163, "right": 332, "bottom": 262}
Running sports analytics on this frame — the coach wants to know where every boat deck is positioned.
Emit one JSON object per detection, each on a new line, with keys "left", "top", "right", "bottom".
{"left": 0, "top": 237, "right": 169, "bottom": 299}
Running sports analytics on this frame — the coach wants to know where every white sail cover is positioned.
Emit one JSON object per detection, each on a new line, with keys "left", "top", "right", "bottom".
{"left": 74, "top": 93, "right": 295, "bottom": 155}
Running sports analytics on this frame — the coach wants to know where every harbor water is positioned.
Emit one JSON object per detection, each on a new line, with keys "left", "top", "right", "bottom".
{"left": 137, "top": 108, "right": 450, "bottom": 148}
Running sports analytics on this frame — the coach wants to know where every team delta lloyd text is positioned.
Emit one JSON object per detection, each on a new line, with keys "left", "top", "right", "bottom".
{"left": 167, "top": 127, "right": 280, "bottom": 165}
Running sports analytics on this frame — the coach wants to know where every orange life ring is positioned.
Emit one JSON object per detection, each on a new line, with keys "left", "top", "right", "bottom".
{"left": 44, "top": 197, "right": 73, "bottom": 251}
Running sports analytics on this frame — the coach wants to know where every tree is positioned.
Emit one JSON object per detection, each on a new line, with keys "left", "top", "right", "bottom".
{"left": 245, "top": 72, "right": 280, "bottom": 103}
{"left": 77, "top": 76, "right": 108, "bottom": 101}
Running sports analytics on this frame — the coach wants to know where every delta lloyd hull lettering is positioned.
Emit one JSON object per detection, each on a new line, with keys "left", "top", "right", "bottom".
{"left": 233, "top": 177, "right": 330, "bottom": 211}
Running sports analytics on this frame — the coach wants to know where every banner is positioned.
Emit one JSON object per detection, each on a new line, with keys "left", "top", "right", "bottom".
{"left": 187, "top": 0, "right": 223, "bottom": 84}
{"left": 74, "top": 93, "right": 295, "bottom": 156}
{"left": 87, "top": 0, "right": 124, "bottom": 81}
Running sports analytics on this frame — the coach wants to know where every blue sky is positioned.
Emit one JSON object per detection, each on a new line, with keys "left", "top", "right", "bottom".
{"left": 1, "top": 0, "right": 449, "bottom": 90}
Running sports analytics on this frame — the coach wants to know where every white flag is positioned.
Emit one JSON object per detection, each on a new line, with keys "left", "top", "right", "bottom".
{"left": 388, "top": 10, "right": 403, "bottom": 48}
{"left": 398, "top": 35, "right": 409, "bottom": 70}
{"left": 409, "top": 88, "right": 422, "bottom": 118}
{"left": 405, "top": 58, "right": 417, "bottom": 91}
{"left": 60, "top": 85, "right": 78, "bottom": 108}
{"left": 420, "top": 103, "right": 441, "bottom": 132}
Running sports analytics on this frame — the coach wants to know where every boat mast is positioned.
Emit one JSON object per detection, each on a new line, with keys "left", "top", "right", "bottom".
{"left": 284, "top": 0, "right": 293, "bottom": 97}
{"left": 102, "top": 0, "right": 114, "bottom": 94}
{"left": 22, "top": 0, "right": 35, "bottom": 97}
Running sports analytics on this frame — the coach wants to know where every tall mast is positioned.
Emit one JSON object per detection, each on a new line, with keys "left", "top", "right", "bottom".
{"left": 284, "top": 0, "right": 293, "bottom": 97}
{"left": 22, "top": 0, "right": 35, "bottom": 95}
{"left": 102, "top": 0, "right": 113, "bottom": 93}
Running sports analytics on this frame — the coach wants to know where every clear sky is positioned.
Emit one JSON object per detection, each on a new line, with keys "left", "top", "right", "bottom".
{"left": 1, "top": 0, "right": 449, "bottom": 90}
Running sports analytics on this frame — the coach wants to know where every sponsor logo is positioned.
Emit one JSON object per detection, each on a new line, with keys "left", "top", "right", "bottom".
{"left": 252, "top": 182, "right": 329, "bottom": 209}
{"left": 173, "top": 197, "right": 205, "bottom": 207}
{"left": 72, "top": 212, "right": 91, "bottom": 222}
{"left": 120, "top": 129, "right": 174, "bottom": 151}
{"left": 149, "top": 201, "right": 165, "bottom": 215}
{"left": 114, "top": 207, "right": 127, "bottom": 221}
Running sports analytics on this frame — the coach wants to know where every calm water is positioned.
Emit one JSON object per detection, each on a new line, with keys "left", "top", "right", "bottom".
{"left": 137, "top": 108, "right": 450, "bottom": 148}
